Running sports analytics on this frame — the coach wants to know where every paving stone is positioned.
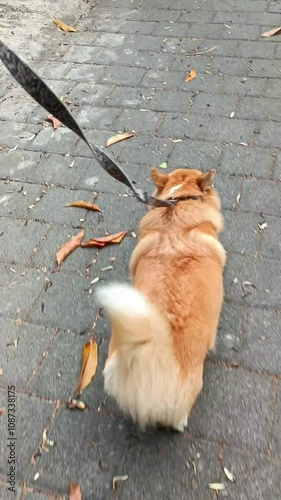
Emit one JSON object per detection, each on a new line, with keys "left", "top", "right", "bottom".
{"left": 264, "top": 79, "right": 281, "bottom": 99}
{"left": 68, "top": 45, "right": 137, "bottom": 67}
{"left": 260, "top": 216, "right": 281, "bottom": 260}
{"left": 0, "top": 218, "right": 48, "bottom": 264}
{"left": 95, "top": 32, "right": 126, "bottom": 48}
{"left": 236, "top": 97, "right": 281, "bottom": 121}
{"left": 214, "top": 174, "right": 242, "bottom": 210}
{"left": 211, "top": 56, "right": 250, "bottom": 76}
{"left": 180, "top": 74, "right": 223, "bottom": 93}
{"left": 179, "top": 10, "right": 215, "bottom": 23}
{"left": 221, "top": 23, "right": 260, "bottom": 40}
{"left": 220, "top": 211, "right": 260, "bottom": 254}
{"left": 219, "top": 145, "right": 273, "bottom": 177}
{"left": 28, "top": 409, "right": 132, "bottom": 498}
{"left": 206, "top": 118, "right": 256, "bottom": 146}
{"left": 75, "top": 105, "right": 120, "bottom": 130}
{"left": 0, "top": 90, "right": 37, "bottom": 123}
{"left": 144, "top": 90, "right": 192, "bottom": 113}
{"left": 0, "top": 122, "right": 39, "bottom": 149}
{"left": 272, "top": 383, "right": 281, "bottom": 456}
{"left": 115, "top": 109, "right": 161, "bottom": 135}
{"left": 31, "top": 186, "right": 94, "bottom": 225}
{"left": 153, "top": 22, "right": 192, "bottom": 38}
{"left": 268, "top": 1, "right": 281, "bottom": 13}
{"left": 238, "top": 308, "right": 281, "bottom": 374}
{"left": 0, "top": 486, "right": 21, "bottom": 499}
{"left": 122, "top": 20, "right": 158, "bottom": 35}
{"left": 189, "top": 363, "right": 274, "bottom": 450}
{"left": 141, "top": 69, "right": 185, "bottom": 90}
{"left": 168, "top": 140, "right": 221, "bottom": 171}
{"left": 92, "top": 235, "right": 137, "bottom": 282}
{"left": 27, "top": 127, "right": 78, "bottom": 155}
{"left": 22, "top": 493, "right": 54, "bottom": 500}
{"left": 158, "top": 113, "right": 209, "bottom": 140}
{"left": 68, "top": 82, "right": 113, "bottom": 107}
{"left": 29, "top": 273, "right": 96, "bottom": 332}
{"left": 100, "top": 65, "right": 146, "bottom": 86}
{"left": 254, "top": 122, "right": 281, "bottom": 148}
{"left": 240, "top": 179, "right": 281, "bottom": 216}
{"left": 142, "top": 0, "right": 197, "bottom": 8}
{"left": 105, "top": 86, "right": 151, "bottom": 108}
{"left": 105, "top": 135, "right": 174, "bottom": 165}
{"left": 188, "top": 23, "right": 225, "bottom": 39}
{"left": 250, "top": 58, "right": 281, "bottom": 78}
{"left": 219, "top": 448, "right": 281, "bottom": 499}
{"left": 118, "top": 437, "right": 219, "bottom": 500}
{"left": 74, "top": 129, "right": 115, "bottom": 158}
{"left": 208, "top": 303, "right": 243, "bottom": 363}
{"left": 222, "top": 76, "right": 266, "bottom": 96}
{"left": 212, "top": 11, "right": 249, "bottom": 24}
{"left": 247, "top": 11, "right": 281, "bottom": 25}
{"left": 64, "top": 64, "right": 105, "bottom": 82}
{"left": 170, "top": 55, "right": 210, "bottom": 73}
{"left": 0, "top": 181, "right": 44, "bottom": 219}
{"left": 236, "top": 41, "right": 278, "bottom": 59}
{"left": 0, "top": 317, "right": 56, "bottom": 389}
{"left": 0, "top": 264, "right": 44, "bottom": 319}
{"left": 0, "top": 391, "right": 54, "bottom": 482}
{"left": 192, "top": 93, "right": 239, "bottom": 117}
{"left": 201, "top": 0, "right": 267, "bottom": 11}
{"left": 133, "top": 51, "right": 174, "bottom": 70}
{"left": 224, "top": 254, "right": 281, "bottom": 308}
{"left": 27, "top": 153, "right": 90, "bottom": 187}
{"left": 40, "top": 61, "right": 72, "bottom": 79}
{"left": 0, "top": 150, "right": 42, "bottom": 182}
{"left": 130, "top": 8, "right": 182, "bottom": 22}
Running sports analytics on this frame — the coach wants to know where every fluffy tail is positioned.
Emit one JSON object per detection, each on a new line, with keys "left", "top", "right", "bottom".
{"left": 96, "top": 282, "right": 167, "bottom": 345}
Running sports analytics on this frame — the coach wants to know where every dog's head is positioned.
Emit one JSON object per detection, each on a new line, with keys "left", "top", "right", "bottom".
{"left": 150, "top": 168, "right": 220, "bottom": 210}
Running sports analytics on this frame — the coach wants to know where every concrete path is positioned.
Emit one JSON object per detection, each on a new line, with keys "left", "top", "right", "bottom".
{"left": 0, "top": 0, "right": 281, "bottom": 498}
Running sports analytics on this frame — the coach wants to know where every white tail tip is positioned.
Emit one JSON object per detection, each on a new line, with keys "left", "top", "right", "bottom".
{"left": 96, "top": 282, "right": 149, "bottom": 317}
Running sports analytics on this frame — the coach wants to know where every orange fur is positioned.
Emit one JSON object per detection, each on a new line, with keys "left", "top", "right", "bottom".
{"left": 97, "top": 168, "right": 226, "bottom": 431}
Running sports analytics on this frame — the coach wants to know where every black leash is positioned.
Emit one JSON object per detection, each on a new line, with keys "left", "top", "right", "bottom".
{"left": 0, "top": 40, "right": 175, "bottom": 208}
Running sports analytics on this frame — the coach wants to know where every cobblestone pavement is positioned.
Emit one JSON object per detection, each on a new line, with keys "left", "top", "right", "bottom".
{"left": 1, "top": 0, "right": 281, "bottom": 498}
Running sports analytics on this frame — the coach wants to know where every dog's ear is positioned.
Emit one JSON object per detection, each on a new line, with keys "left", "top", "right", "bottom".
{"left": 151, "top": 168, "right": 168, "bottom": 191}
{"left": 197, "top": 169, "right": 215, "bottom": 191}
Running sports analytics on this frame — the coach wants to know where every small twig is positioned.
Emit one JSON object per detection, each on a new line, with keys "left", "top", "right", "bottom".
{"left": 188, "top": 46, "right": 218, "bottom": 56}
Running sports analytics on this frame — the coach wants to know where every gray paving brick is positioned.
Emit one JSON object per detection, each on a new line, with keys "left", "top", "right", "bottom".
{"left": 220, "top": 211, "right": 260, "bottom": 254}
{"left": 115, "top": 109, "right": 161, "bottom": 135}
{"left": 70, "top": 31, "right": 98, "bottom": 46}
{"left": 141, "top": 69, "right": 185, "bottom": 89}
{"left": 254, "top": 122, "right": 281, "bottom": 148}
{"left": 153, "top": 22, "right": 191, "bottom": 38}
{"left": 180, "top": 74, "right": 223, "bottom": 93}
{"left": 222, "top": 76, "right": 266, "bottom": 96}
{"left": 237, "top": 97, "right": 281, "bottom": 121}
{"left": 0, "top": 90, "right": 37, "bottom": 123}
{"left": 0, "top": 391, "right": 53, "bottom": 482}
{"left": 0, "top": 264, "right": 44, "bottom": 319}
{"left": 94, "top": 32, "right": 126, "bottom": 48}
{"left": 0, "top": 150, "right": 42, "bottom": 182}
{"left": 208, "top": 303, "right": 243, "bottom": 363}
{"left": 0, "top": 122, "right": 39, "bottom": 149}
{"left": 274, "top": 150, "right": 281, "bottom": 179}
{"left": 272, "top": 383, "right": 281, "bottom": 456}
{"left": 142, "top": 0, "right": 197, "bottom": 10}
{"left": 179, "top": 10, "right": 215, "bottom": 23}
{"left": 145, "top": 90, "right": 192, "bottom": 112}
{"left": 0, "top": 317, "right": 56, "bottom": 389}
{"left": 122, "top": 20, "right": 158, "bottom": 35}
{"left": 31, "top": 186, "right": 94, "bottom": 225}
{"left": 268, "top": 1, "right": 281, "bottom": 13}
{"left": 29, "top": 273, "right": 96, "bottom": 332}
{"left": 100, "top": 65, "right": 145, "bottom": 86}
{"left": 219, "top": 448, "right": 281, "bottom": 499}
{"left": 0, "top": 486, "right": 21, "bottom": 499}
{"left": 64, "top": 64, "right": 105, "bottom": 82}
{"left": 204, "top": 117, "right": 255, "bottom": 144}
{"left": 170, "top": 55, "right": 210, "bottom": 73}
{"left": 204, "top": 40, "right": 238, "bottom": 58}
{"left": 69, "top": 82, "right": 113, "bottom": 106}
{"left": 188, "top": 23, "right": 225, "bottom": 39}
{"left": 158, "top": 113, "right": 208, "bottom": 140}
{"left": 166, "top": 38, "right": 203, "bottom": 54}
{"left": 224, "top": 254, "right": 281, "bottom": 308}
{"left": 250, "top": 58, "right": 281, "bottom": 78}
{"left": 200, "top": 0, "right": 267, "bottom": 11}
{"left": 212, "top": 12, "right": 251, "bottom": 24}
{"left": 22, "top": 493, "right": 53, "bottom": 500}
{"left": 219, "top": 145, "right": 273, "bottom": 177}
{"left": 247, "top": 11, "right": 281, "bottom": 24}
{"left": 133, "top": 51, "right": 174, "bottom": 70}
{"left": 0, "top": 181, "right": 43, "bottom": 219}
{"left": 211, "top": 56, "right": 250, "bottom": 76}
{"left": 130, "top": 8, "right": 181, "bottom": 22}
{"left": 69, "top": 46, "right": 137, "bottom": 67}
{"left": 40, "top": 61, "right": 72, "bottom": 80}
{"left": 106, "top": 86, "right": 151, "bottom": 108}
{"left": 264, "top": 79, "right": 281, "bottom": 99}
{"left": 241, "top": 179, "right": 281, "bottom": 216}
{"left": 192, "top": 93, "right": 239, "bottom": 117}
{"left": 119, "top": 437, "right": 219, "bottom": 500}
{"left": 214, "top": 174, "right": 242, "bottom": 210}
{"left": 27, "top": 127, "right": 78, "bottom": 155}
{"left": 260, "top": 216, "right": 281, "bottom": 260}
{"left": 28, "top": 409, "right": 131, "bottom": 498}
{"left": 0, "top": 218, "right": 48, "bottom": 264}
{"left": 236, "top": 41, "right": 278, "bottom": 59}
{"left": 238, "top": 308, "right": 281, "bottom": 374}
{"left": 27, "top": 153, "right": 90, "bottom": 187}
{"left": 189, "top": 363, "right": 273, "bottom": 450}
{"left": 168, "top": 139, "right": 221, "bottom": 171}
{"left": 75, "top": 105, "right": 120, "bottom": 130}
{"left": 93, "top": 235, "right": 137, "bottom": 282}
{"left": 74, "top": 130, "right": 115, "bottom": 158}
{"left": 221, "top": 23, "right": 260, "bottom": 40}
{"left": 105, "top": 135, "right": 174, "bottom": 165}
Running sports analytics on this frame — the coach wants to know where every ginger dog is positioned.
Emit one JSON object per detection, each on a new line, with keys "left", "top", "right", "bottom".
{"left": 96, "top": 168, "right": 226, "bottom": 431}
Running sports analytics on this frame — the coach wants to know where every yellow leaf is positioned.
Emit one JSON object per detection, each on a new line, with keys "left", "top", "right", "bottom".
{"left": 185, "top": 69, "right": 197, "bottom": 82}
{"left": 75, "top": 337, "right": 98, "bottom": 396}
{"left": 65, "top": 201, "right": 101, "bottom": 212}
{"left": 56, "top": 230, "right": 84, "bottom": 266}
{"left": 53, "top": 18, "right": 77, "bottom": 32}
{"left": 106, "top": 132, "right": 137, "bottom": 147}
{"left": 261, "top": 26, "right": 281, "bottom": 37}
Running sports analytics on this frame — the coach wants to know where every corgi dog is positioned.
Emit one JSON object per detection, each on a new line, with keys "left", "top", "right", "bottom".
{"left": 96, "top": 168, "right": 226, "bottom": 431}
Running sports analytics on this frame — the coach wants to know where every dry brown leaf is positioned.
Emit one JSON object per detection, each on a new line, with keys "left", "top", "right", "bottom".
{"left": 46, "top": 116, "right": 61, "bottom": 129}
{"left": 208, "top": 483, "right": 225, "bottom": 491}
{"left": 261, "top": 26, "right": 281, "bottom": 37}
{"left": 185, "top": 69, "right": 197, "bottom": 82}
{"left": 65, "top": 201, "right": 101, "bottom": 212}
{"left": 75, "top": 337, "right": 98, "bottom": 396}
{"left": 81, "top": 231, "right": 127, "bottom": 248}
{"left": 69, "top": 483, "right": 82, "bottom": 500}
{"left": 223, "top": 467, "right": 235, "bottom": 482}
{"left": 106, "top": 132, "right": 137, "bottom": 147}
{"left": 56, "top": 230, "right": 84, "bottom": 266}
{"left": 113, "top": 475, "right": 128, "bottom": 490}
{"left": 54, "top": 18, "right": 77, "bottom": 32}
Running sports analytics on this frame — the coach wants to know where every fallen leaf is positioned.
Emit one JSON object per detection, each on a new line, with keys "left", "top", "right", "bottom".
{"left": 236, "top": 192, "right": 241, "bottom": 204}
{"left": 0, "top": 368, "right": 3, "bottom": 376}
{"left": 90, "top": 277, "right": 100, "bottom": 285}
{"left": 69, "top": 483, "right": 82, "bottom": 500}
{"left": 106, "top": 132, "right": 137, "bottom": 147}
{"left": 223, "top": 467, "right": 235, "bottom": 482}
{"left": 67, "top": 398, "right": 86, "bottom": 411}
{"left": 101, "top": 265, "right": 113, "bottom": 272}
{"left": 46, "top": 116, "right": 61, "bottom": 129}
{"left": 258, "top": 222, "right": 267, "bottom": 230}
{"left": 208, "top": 483, "right": 225, "bottom": 491}
{"left": 261, "top": 26, "right": 281, "bottom": 38}
{"left": 242, "top": 281, "right": 256, "bottom": 293}
{"left": 65, "top": 201, "right": 101, "bottom": 212}
{"left": 33, "top": 472, "right": 40, "bottom": 481}
{"left": 185, "top": 69, "right": 197, "bottom": 82}
{"left": 113, "top": 475, "right": 128, "bottom": 490}
{"left": 56, "top": 230, "right": 84, "bottom": 266}
{"left": 81, "top": 231, "right": 127, "bottom": 248}
{"left": 53, "top": 18, "right": 77, "bottom": 32}
{"left": 75, "top": 337, "right": 98, "bottom": 396}
{"left": 158, "top": 162, "right": 168, "bottom": 169}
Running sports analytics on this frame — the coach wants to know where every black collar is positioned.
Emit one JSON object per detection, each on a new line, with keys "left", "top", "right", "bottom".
{"left": 166, "top": 195, "right": 202, "bottom": 205}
